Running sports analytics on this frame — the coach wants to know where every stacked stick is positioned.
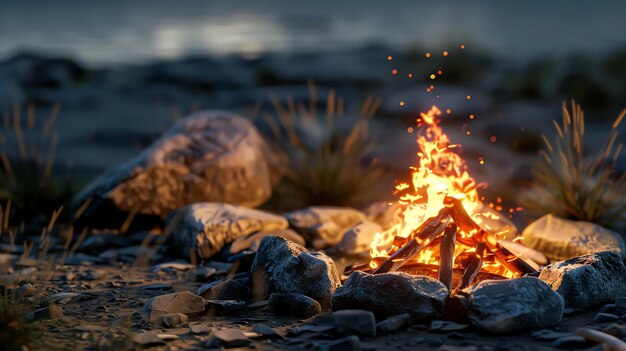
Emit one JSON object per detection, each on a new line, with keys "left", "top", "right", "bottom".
{"left": 372, "top": 196, "right": 537, "bottom": 291}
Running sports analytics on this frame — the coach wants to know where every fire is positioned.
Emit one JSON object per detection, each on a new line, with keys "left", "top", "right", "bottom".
{"left": 370, "top": 106, "right": 515, "bottom": 278}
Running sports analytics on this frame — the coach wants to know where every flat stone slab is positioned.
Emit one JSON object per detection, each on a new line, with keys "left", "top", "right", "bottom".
{"left": 142, "top": 291, "right": 206, "bottom": 323}
{"left": 522, "top": 214, "right": 625, "bottom": 261}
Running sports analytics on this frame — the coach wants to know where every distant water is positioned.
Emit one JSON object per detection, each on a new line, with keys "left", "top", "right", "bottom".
{"left": 1, "top": 0, "right": 625, "bottom": 64}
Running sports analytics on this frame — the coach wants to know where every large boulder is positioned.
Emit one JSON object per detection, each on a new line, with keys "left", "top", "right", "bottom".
{"left": 539, "top": 251, "right": 626, "bottom": 309}
{"left": 168, "top": 203, "right": 288, "bottom": 260}
{"left": 467, "top": 277, "right": 564, "bottom": 334}
{"left": 285, "top": 207, "right": 366, "bottom": 249}
{"left": 72, "top": 111, "right": 283, "bottom": 231}
{"left": 331, "top": 271, "right": 448, "bottom": 321}
{"left": 522, "top": 214, "right": 625, "bottom": 261}
{"left": 251, "top": 236, "right": 341, "bottom": 308}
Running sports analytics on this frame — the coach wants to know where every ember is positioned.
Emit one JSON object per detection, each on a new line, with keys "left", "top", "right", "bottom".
{"left": 369, "top": 106, "right": 536, "bottom": 290}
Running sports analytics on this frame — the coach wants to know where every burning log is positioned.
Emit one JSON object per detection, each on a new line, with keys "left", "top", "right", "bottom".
{"left": 454, "top": 242, "right": 486, "bottom": 293}
{"left": 443, "top": 196, "right": 537, "bottom": 275}
{"left": 372, "top": 208, "right": 450, "bottom": 274}
{"left": 438, "top": 222, "right": 457, "bottom": 290}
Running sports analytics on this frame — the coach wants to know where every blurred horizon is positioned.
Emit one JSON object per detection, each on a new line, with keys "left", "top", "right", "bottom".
{"left": 1, "top": 0, "right": 626, "bottom": 65}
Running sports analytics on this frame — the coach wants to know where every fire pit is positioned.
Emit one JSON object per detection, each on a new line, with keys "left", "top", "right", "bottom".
{"left": 360, "top": 106, "right": 535, "bottom": 291}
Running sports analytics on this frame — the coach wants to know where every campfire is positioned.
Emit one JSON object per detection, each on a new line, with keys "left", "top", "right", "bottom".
{"left": 365, "top": 106, "right": 536, "bottom": 291}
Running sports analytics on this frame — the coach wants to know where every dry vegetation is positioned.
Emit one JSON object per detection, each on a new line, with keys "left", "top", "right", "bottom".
{"left": 262, "top": 82, "right": 386, "bottom": 211}
{"left": 521, "top": 101, "right": 626, "bottom": 231}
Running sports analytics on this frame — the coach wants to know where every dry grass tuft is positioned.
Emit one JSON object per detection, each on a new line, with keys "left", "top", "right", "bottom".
{"left": 262, "top": 81, "right": 385, "bottom": 211}
{"left": 521, "top": 100, "right": 626, "bottom": 230}
{"left": 0, "top": 104, "right": 76, "bottom": 225}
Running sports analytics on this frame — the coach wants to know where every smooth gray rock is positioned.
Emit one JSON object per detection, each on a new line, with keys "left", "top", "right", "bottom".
{"left": 142, "top": 291, "right": 205, "bottom": 323}
{"left": 195, "top": 279, "right": 252, "bottom": 301}
{"left": 268, "top": 293, "right": 322, "bottom": 318}
{"left": 168, "top": 203, "right": 288, "bottom": 260}
{"left": 72, "top": 111, "right": 283, "bottom": 230}
{"left": 522, "top": 214, "right": 625, "bottom": 261}
{"left": 251, "top": 236, "right": 341, "bottom": 308}
{"left": 285, "top": 206, "right": 366, "bottom": 249}
{"left": 334, "top": 310, "right": 376, "bottom": 337}
{"left": 376, "top": 313, "right": 410, "bottom": 334}
{"left": 336, "top": 220, "right": 383, "bottom": 255}
{"left": 331, "top": 271, "right": 448, "bottom": 320}
{"left": 539, "top": 251, "right": 626, "bottom": 309}
{"left": 468, "top": 277, "right": 564, "bottom": 333}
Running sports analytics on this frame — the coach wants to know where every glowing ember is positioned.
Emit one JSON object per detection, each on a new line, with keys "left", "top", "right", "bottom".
{"left": 369, "top": 106, "right": 519, "bottom": 279}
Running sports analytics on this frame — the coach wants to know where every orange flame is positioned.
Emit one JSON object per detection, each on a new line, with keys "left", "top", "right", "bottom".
{"left": 370, "top": 106, "right": 512, "bottom": 277}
